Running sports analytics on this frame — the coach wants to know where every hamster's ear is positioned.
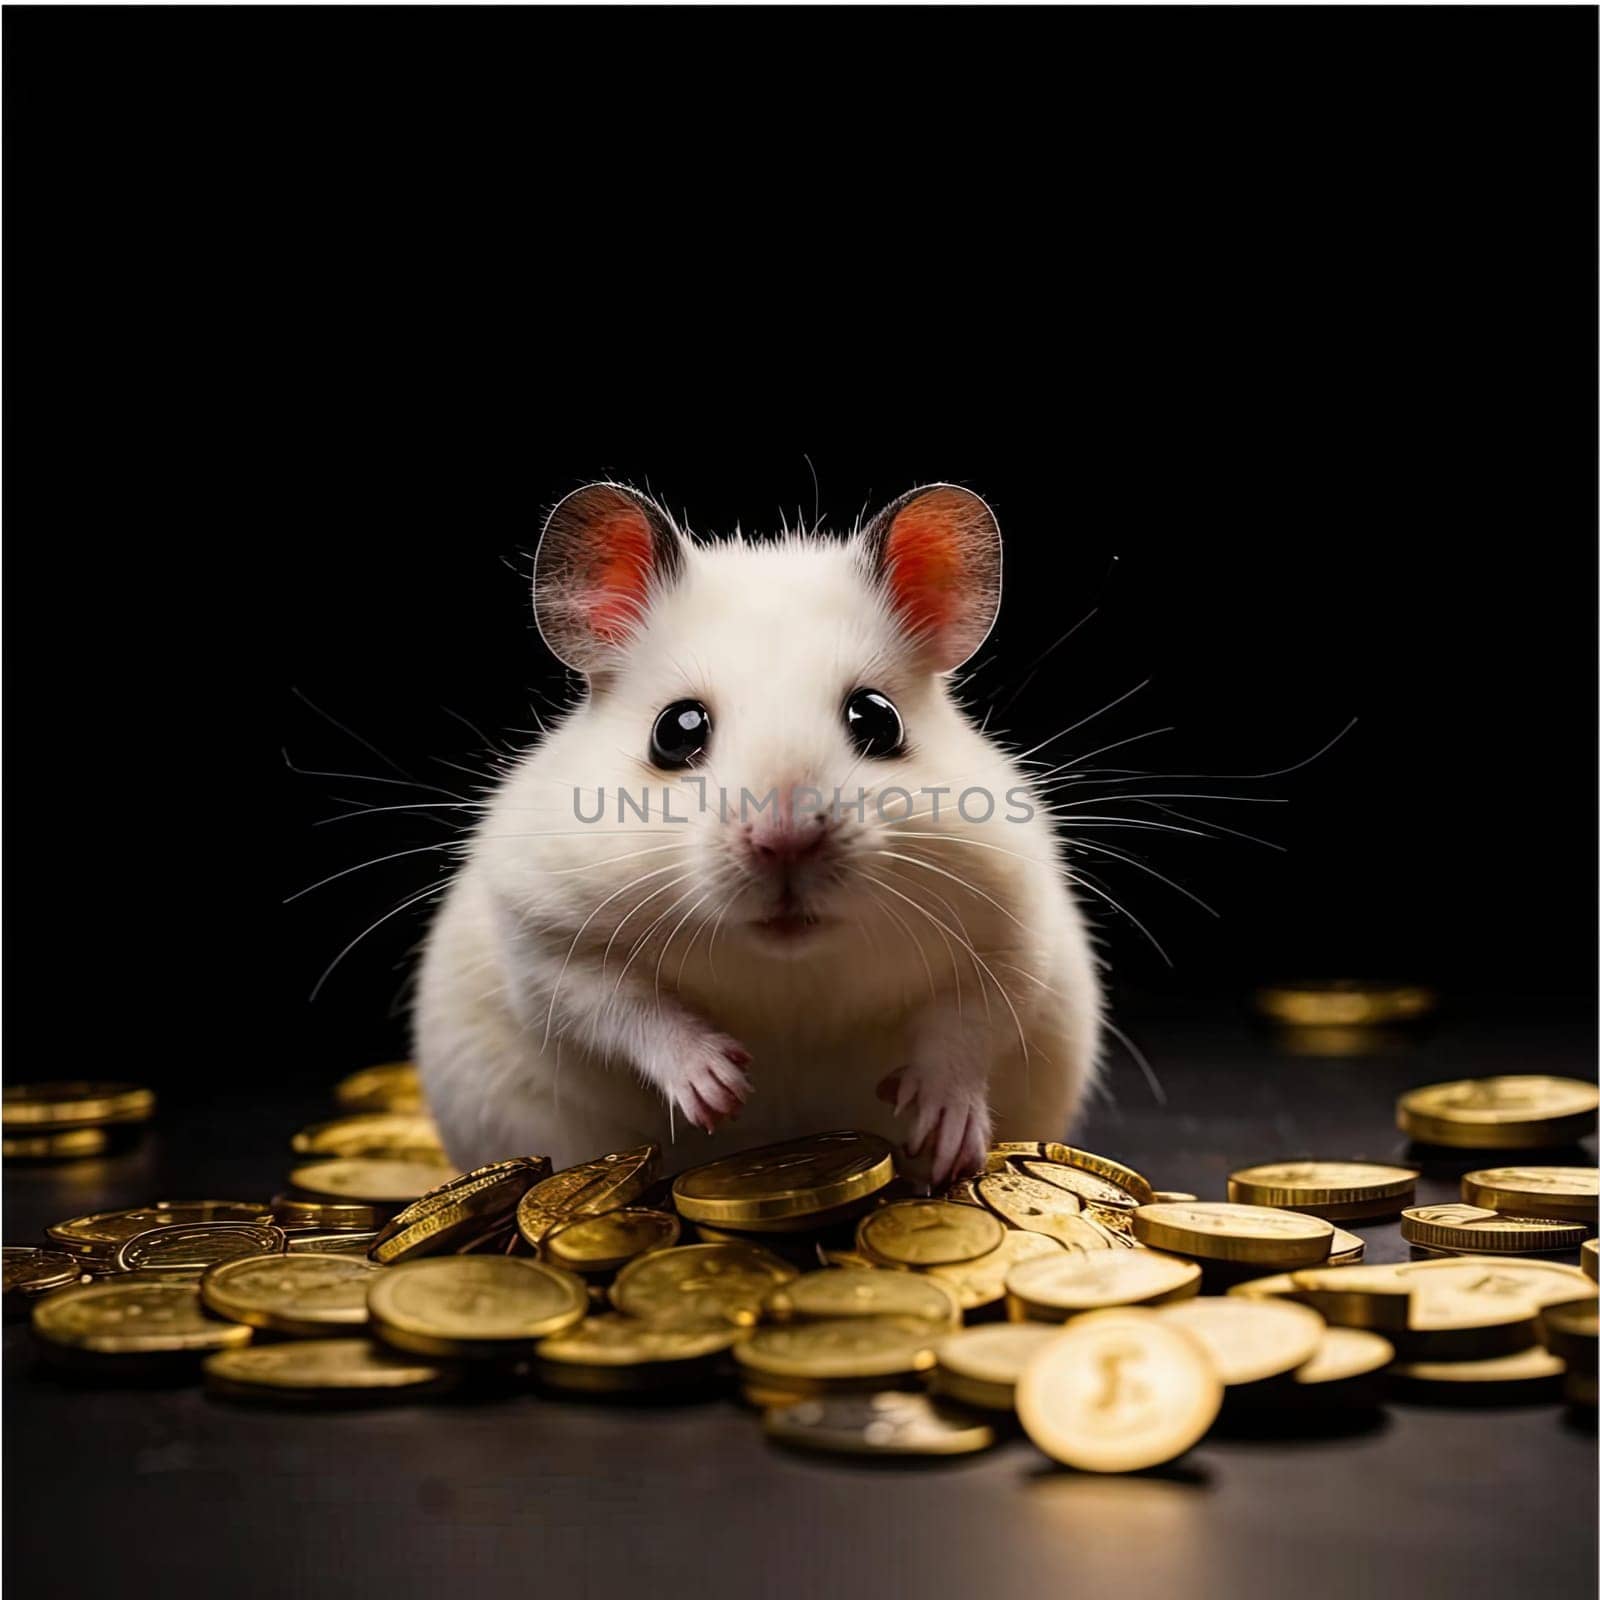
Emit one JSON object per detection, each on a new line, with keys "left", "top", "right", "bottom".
{"left": 862, "top": 484, "right": 1002, "bottom": 672}
{"left": 533, "top": 482, "right": 685, "bottom": 672}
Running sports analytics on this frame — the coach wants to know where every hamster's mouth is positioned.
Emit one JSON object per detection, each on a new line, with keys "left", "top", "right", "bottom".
{"left": 752, "top": 892, "right": 831, "bottom": 943}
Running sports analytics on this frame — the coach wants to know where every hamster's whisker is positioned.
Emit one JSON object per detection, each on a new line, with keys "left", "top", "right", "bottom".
{"left": 285, "top": 841, "right": 458, "bottom": 903}
{"left": 1064, "top": 837, "right": 1220, "bottom": 918}
{"left": 613, "top": 882, "right": 706, "bottom": 996}
{"left": 315, "top": 800, "right": 489, "bottom": 825}
{"left": 1006, "top": 678, "right": 1152, "bottom": 767}
{"left": 283, "top": 752, "right": 470, "bottom": 803}
{"left": 870, "top": 846, "right": 1030, "bottom": 933}
{"left": 865, "top": 863, "right": 970, "bottom": 1015}
{"left": 1026, "top": 725, "right": 1176, "bottom": 786}
{"left": 840, "top": 868, "right": 942, "bottom": 1010}
{"left": 1063, "top": 866, "right": 1173, "bottom": 966}
{"left": 1136, "top": 802, "right": 1286, "bottom": 852}
{"left": 597, "top": 871, "right": 699, "bottom": 977}
{"left": 309, "top": 877, "right": 451, "bottom": 1002}
{"left": 654, "top": 887, "right": 718, "bottom": 1007}
{"left": 540, "top": 862, "right": 700, "bottom": 1050}
{"left": 544, "top": 843, "right": 692, "bottom": 877}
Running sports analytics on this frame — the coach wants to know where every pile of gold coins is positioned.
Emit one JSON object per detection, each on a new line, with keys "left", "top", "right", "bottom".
{"left": 2, "top": 1080, "right": 156, "bottom": 1163}
{"left": 4, "top": 1065, "right": 1597, "bottom": 1471}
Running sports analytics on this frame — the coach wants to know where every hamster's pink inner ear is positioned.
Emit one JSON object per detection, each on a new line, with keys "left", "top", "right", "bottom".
{"left": 867, "top": 484, "right": 1002, "bottom": 672}
{"left": 533, "top": 483, "right": 683, "bottom": 671}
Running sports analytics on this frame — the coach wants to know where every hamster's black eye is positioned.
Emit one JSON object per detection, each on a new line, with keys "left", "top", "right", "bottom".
{"left": 650, "top": 700, "right": 712, "bottom": 770}
{"left": 843, "top": 689, "right": 905, "bottom": 759}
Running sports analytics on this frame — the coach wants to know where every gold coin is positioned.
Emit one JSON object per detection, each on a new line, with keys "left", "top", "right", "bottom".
{"left": 762, "top": 1267, "right": 960, "bottom": 1329}
{"left": 1227, "top": 1272, "right": 1303, "bottom": 1300}
{"left": 1084, "top": 1206, "right": 1141, "bottom": 1247}
{"left": 1005, "top": 1249, "right": 1201, "bottom": 1322}
{"left": 334, "top": 1061, "right": 424, "bottom": 1114}
{"left": 1539, "top": 1299, "right": 1597, "bottom": 1369}
{"left": 3, "top": 1127, "right": 114, "bottom": 1161}
{"left": 3, "top": 1246, "right": 83, "bottom": 1301}
{"left": 1157, "top": 1296, "right": 1326, "bottom": 1385}
{"left": 610, "top": 1242, "right": 795, "bottom": 1329}
{"left": 33, "top": 1279, "right": 252, "bottom": 1354}
{"left": 857, "top": 1200, "right": 1004, "bottom": 1267}
{"left": 115, "top": 1222, "right": 288, "bottom": 1276}
{"left": 204, "top": 1337, "right": 450, "bottom": 1397}
{"left": 734, "top": 1316, "right": 937, "bottom": 1384}
{"left": 1584, "top": 1239, "right": 1598, "bottom": 1282}
{"left": 534, "top": 1314, "right": 738, "bottom": 1391}
{"left": 371, "top": 1157, "right": 551, "bottom": 1263}
{"left": 516, "top": 1145, "right": 660, "bottom": 1247}
{"left": 1132, "top": 1201, "right": 1334, "bottom": 1267}
{"left": 932, "top": 1323, "right": 1064, "bottom": 1410}
{"left": 288, "top": 1158, "right": 460, "bottom": 1204}
{"left": 1015, "top": 1160, "right": 1141, "bottom": 1212}
{"left": 271, "top": 1196, "right": 388, "bottom": 1231}
{"left": 919, "top": 1228, "right": 1064, "bottom": 1312}
{"left": 1328, "top": 1224, "right": 1366, "bottom": 1264}
{"left": 1390, "top": 1344, "right": 1567, "bottom": 1397}
{"left": 763, "top": 1390, "right": 997, "bottom": 1458}
{"left": 672, "top": 1131, "right": 895, "bottom": 1230}
{"left": 1015, "top": 1308, "right": 1222, "bottom": 1473}
{"left": 973, "top": 1171, "right": 1107, "bottom": 1251}
{"left": 1397, "top": 1075, "right": 1599, "bottom": 1148}
{"left": 1460, "top": 1166, "right": 1599, "bottom": 1224}
{"left": 201, "top": 1252, "right": 382, "bottom": 1335}
{"left": 1226, "top": 1161, "right": 1417, "bottom": 1220}
{"left": 291, "top": 1113, "right": 445, "bottom": 1160}
{"left": 1154, "top": 1191, "right": 1198, "bottom": 1204}
{"left": 1256, "top": 980, "right": 1435, "bottom": 1027}
{"left": 1400, "top": 1204, "right": 1587, "bottom": 1255}
{"left": 285, "top": 1229, "right": 384, "bottom": 1257}
{"left": 1294, "top": 1327, "right": 1394, "bottom": 1387}
{"left": 543, "top": 1208, "right": 681, "bottom": 1275}
{"left": 2, "top": 1080, "right": 155, "bottom": 1130}
{"left": 990, "top": 1142, "right": 1155, "bottom": 1205}
{"left": 47, "top": 1200, "right": 273, "bottom": 1261}
{"left": 368, "top": 1257, "right": 587, "bottom": 1357}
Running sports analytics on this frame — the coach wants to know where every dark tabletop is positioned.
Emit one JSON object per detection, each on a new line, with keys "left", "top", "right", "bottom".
{"left": 5, "top": 1009, "right": 1596, "bottom": 1600}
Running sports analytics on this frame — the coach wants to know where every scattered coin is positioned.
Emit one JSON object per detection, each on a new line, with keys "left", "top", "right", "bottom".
{"left": 1400, "top": 1204, "right": 1587, "bottom": 1255}
{"left": 1397, "top": 1075, "right": 1599, "bottom": 1149}
{"left": 517, "top": 1146, "right": 661, "bottom": 1246}
{"left": 932, "top": 1323, "right": 1063, "bottom": 1410}
{"left": 764, "top": 1390, "right": 997, "bottom": 1458}
{"left": 858, "top": 1200, "right": 1004, "bottom": 1266}
{"left": 369, "top": 1257, "right": 588, "bottom": 1358}
{"left": 672, "top": 1132, "right": 895, "bottom": 1232}
{"left": 3, "top": 1247, "right": 83, "bottom": 1306}
{"left": 1538, "top": 1300, "right": 1597, "bottom": 1371}
{"left": 371, "top": 1157, "right": 552, "bottom": 1263}
{"left": 1390, "top": 1344, "right": 1567, "bottom": 1401}
{"left": 543, "top": 1208, "right": 681, "bottom": 1275}
{"left": 115, "top": 1222, "right": 288, "bottom": 1276}
{"left": 1157, "top": 1296, "right": 1326, "bottom": 1385}
{"left": 974, "top": 1171, "right": 1111, "bottom": 1251}
{"left": 989, "top": 1142, "right": 1155, "bottom": 1205}
{"left": 1132, "top": 1201, "right": 1334, "bottom": 1268}
{"left": 291, "top": 1113, "right": 445, "bottom": 1160}
{"left": 33, "top": 1278, "right": 253, "bottom": 1355}
{"left": 285, "top": 1229, "right": 384, "bottom": 1257}
{"left": 1460, "top": 1167, "right": 1599, "bottom": 1225}
{"left": 2, "top": 1081, "right": 156, "bottom": 1130}
{"left": 288, "top": 1158, "right": 460, "bottom": 1204}
{"left": 1227, "top": 1161, "right": 1416, "bottom": 1220}
{"left": 334, "top": 1061, "right": 425, "bottom": 1114}
{"left": 534, "top": 1316, "right": 739, "bottom": 1393}
{"left": 763, "top": 1267, "right": 960, "bottom": 1329}
{"left": 1016, "top": 1160, "right": 1142, "bottom": 1212}
{"left": 204, "top": 1338, "right": 452, "bottom": 1400}
{"left": 1015, "top": 1308, "right": 1222, "bottom": 1473}
{"left": 201, "top": 1252, "right": 383, "bottom": 1335}
{"left": 1293, "top": 1327, "right": 1394, "bottom": 1389}
{"left": 1328, "top": 1224, "right": 1366, "bottom": 1265}
{"left": 734, "top": 1316, "right": 937, "bottom": 1387}
{"left": 47, "top": 1201, "right": 274, "bottom": 1261}
{"left": 610, "top": 1243, "right": 795, "bottom": 1329}
{"left": 918, "top": 1229, "right": 1064, "bottom": 1312}
{"left": 272, "top": 1196, "right": 389, "bottom": 1231}
{"left": 1006, "top": 1248, "right": 1202, "bottom": 1322}
{"left": 1256, "top": 981, "right": 1435, "bottom": 1027}
{"left": 1153, "top": 1191, "right": 1199, "bottom": 1204}
{"left": 4, "top": 1128, "right": 115, "bottom": 1161}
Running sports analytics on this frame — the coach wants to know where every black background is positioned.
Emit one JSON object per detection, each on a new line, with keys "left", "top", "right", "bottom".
{"left": 6, "top": 7, "right": 1595, "bottom": 1096}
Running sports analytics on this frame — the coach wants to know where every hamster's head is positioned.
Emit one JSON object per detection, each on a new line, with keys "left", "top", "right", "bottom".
{"left": 529, "top": 481, "right": 1018, "bottom": 961}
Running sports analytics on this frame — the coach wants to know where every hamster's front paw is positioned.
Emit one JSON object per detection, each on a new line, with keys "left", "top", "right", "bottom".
{"left": 658, "top": 1033, "right": 753, "bottom": 1134}
{"left": 877, "top": 1062, "right": 992, "bottom": 1187}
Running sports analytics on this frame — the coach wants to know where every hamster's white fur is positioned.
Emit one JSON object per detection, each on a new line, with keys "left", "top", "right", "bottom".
{"left": 415, "top": 486, "right": 1101, "bottom": 1181}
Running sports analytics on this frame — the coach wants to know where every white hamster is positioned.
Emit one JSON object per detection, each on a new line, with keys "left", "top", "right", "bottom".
{"left": 415, "top": 481, "right": 1102, "bottom": 1183}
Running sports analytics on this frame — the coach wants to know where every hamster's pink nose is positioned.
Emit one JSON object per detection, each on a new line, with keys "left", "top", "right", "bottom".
{"left": 744, "top": 813, "right": 830, "bottom": 872}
